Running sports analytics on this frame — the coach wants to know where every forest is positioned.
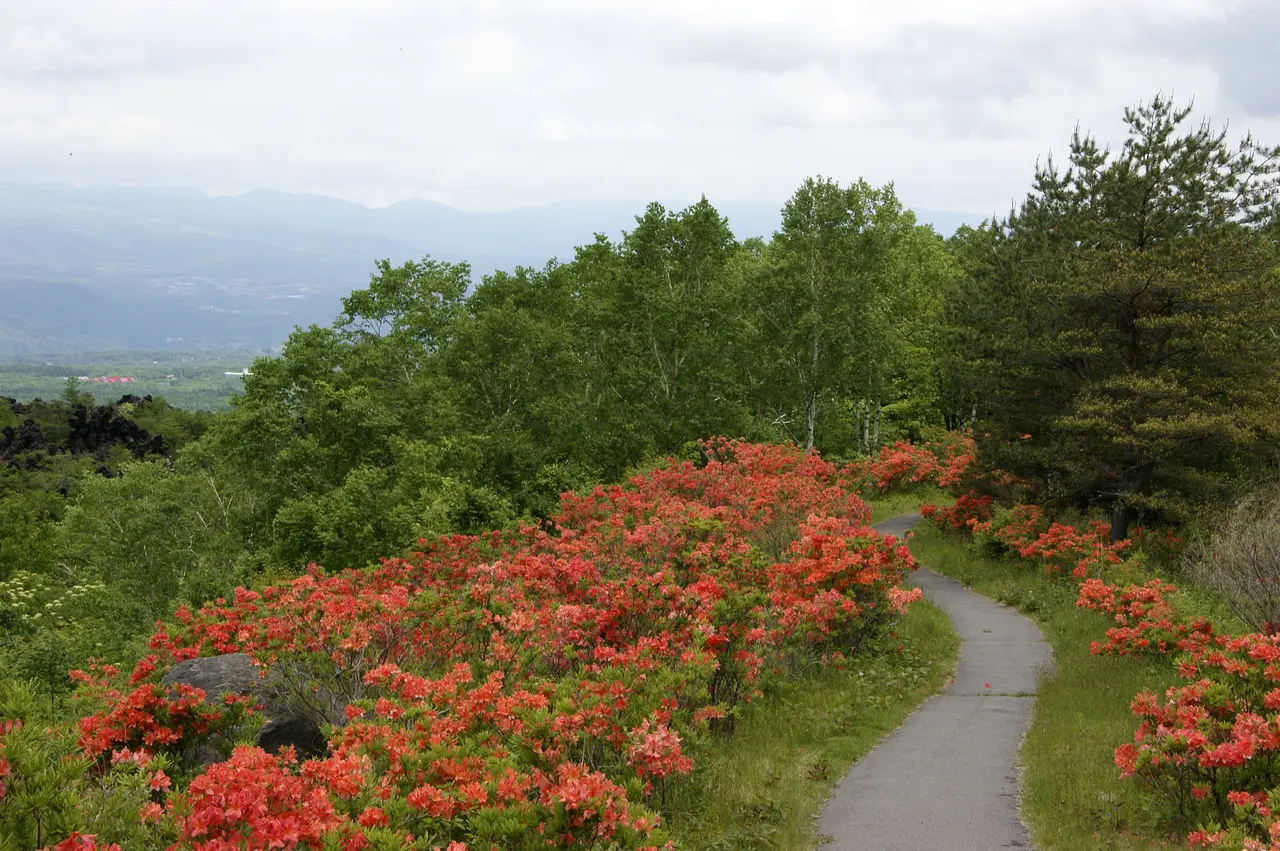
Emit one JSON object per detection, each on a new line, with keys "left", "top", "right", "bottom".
{"left": 1, "top": 96, "right": 1279, "bottom": 851}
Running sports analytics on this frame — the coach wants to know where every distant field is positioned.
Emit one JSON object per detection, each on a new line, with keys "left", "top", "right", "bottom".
{"left": 0, "top": 349, "right": 272, "bottom": 411}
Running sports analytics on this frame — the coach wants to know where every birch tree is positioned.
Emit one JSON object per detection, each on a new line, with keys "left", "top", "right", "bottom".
{"left": 751, "top": 177, "right": 908, "bottom": 451}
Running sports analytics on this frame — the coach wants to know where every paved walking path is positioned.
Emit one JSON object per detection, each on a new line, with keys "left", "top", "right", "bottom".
{"left": 816, "top": 512, "right": 1053, "bottom": 850}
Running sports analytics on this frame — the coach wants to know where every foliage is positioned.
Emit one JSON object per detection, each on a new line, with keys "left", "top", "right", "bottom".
{"left": 0, "top": 680, "right": 168, "bottom": 851}
{"left": 945, "top": 95, "right": 1280, "bottom": 537}
{"left": 746, "top": 178, "right": 953, "bottom": 451}
{"left": 0, "top": 394, "right": 219, "bottom": 701}
{"left": 30, "top": 439, "right": 925, "bottom": 850}
{"left": 0, "top": 571, "right": 106, "bottom": 699}
{"left": 1186, "top": 484, "right": 1280, "bottom": 634}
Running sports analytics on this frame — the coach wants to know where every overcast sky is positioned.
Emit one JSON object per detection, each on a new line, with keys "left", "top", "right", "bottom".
{"left": 2, "top": 0, "right": 1277, "bottom": 213}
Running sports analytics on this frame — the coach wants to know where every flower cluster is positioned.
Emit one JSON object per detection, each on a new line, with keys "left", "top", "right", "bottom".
{"left": 170, "top": 745, "right": 353, "bottom": 851}
{"left": 842, "top": 433, "right": 977, "bottom": 494}
{"left": 69, "top": 439, "right": 921, "bottom": 850}
{"left": 919, "top": 492, "right": 993, "bottom": 531}
{"left": 69, "top": 662, "right": 252, "bottom": 759}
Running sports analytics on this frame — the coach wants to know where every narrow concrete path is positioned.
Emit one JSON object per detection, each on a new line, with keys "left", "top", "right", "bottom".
{"left": 817, "top": 512, "right": 1053, "bottom": 850}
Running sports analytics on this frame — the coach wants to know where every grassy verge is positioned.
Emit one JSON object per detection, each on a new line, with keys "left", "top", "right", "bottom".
{"left": 867, "top": 486, "right": 948, "bottom": 524}
{"left": 666, "top": 598, "right": 959, "bottom": 851}
{"left": 908, "top": 524, "right": 1188, "bottom": 850}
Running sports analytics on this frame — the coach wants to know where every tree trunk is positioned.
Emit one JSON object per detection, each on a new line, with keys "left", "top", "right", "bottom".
{"left": 805, "top": 398, "right": 818, "bottom": 452}
{"left": 873, "top": 399, "right": 881, "bottom": 451}
{"left": 860, "top": 396, "right": 870, "bottom": 455}
{"left": 806, "top": 328, "right": 821, "bottom": 452}
{"left": 863, "top": 401, "right": 871, "bottom": 454}
{"left": 1110, "top": 504, "right": 1133, "bottom": 543}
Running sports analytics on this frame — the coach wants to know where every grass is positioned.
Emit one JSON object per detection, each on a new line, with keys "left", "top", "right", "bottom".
{"left": 665, "top": 599, "right": 960, "bottom": 851}
{"left": 907, "top": 524, "right": 1194, "bottom": 850}
{"left": 866, "top": 486, "right": 948, "bottom": 524}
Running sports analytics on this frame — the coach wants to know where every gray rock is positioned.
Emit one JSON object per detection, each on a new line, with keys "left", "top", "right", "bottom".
{"left": 161, "top": 653, "right": 330, "bottom": 761}
{"left": 258, "top": 717, "right": 328, "bottom": 757}
{"left": 162, "top": 653, "right": 260, "bottom": 700}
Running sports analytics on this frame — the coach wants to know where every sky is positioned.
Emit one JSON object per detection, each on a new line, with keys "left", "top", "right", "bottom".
{"left": 2, "top": 0, "right": 1278, "bottom": 213}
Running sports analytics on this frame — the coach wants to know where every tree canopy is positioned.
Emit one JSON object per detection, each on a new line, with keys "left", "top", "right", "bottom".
{"left": 945, "top": 95, "right": 1280, "bottom": 536}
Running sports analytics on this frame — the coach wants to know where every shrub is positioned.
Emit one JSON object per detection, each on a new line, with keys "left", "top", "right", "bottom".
{"left": 0, "top": 680, "right": 169, "bottom": 851}
{"left": 969, "top": 504, "right": 1048, "bottom": 558}
{"left": 919, "top": 492, "right": 993, "bottom": 532}
{"left": 1186, "top": 485, "right": 1280, "bottom": 635}
{"left": 61, "top": 439, "right": 922, "bottom": 850}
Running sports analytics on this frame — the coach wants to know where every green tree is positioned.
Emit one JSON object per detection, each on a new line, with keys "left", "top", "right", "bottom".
{"left": 936, "top": 222, "right": 1003, "bottom": 431}
{"left": 444, "top": 263, "right": 598, "bottom": 514}
{"left": 949, "top": 96, "right": 1280, "bottom": 536}
{"left": 196, "top": 256, "right": 503, "bottom": 570}
{"left": 749, "top": 177, "right": 921, "bottom": 451}
{"left": 54, "top": 460, "right": 246, "bottom": 627}
{"left": 571, "top": 199, "right": 755, "bottom": 468}
{"left": 58, "top": 378, "right": 92, "bottom": 408}
{"left": 857, "top": 219, "right": 957, "bottom": 448}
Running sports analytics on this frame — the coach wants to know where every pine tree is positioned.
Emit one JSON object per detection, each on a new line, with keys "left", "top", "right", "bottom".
{"left": 951, "top": 95, "right": 1280, "bottom": 537}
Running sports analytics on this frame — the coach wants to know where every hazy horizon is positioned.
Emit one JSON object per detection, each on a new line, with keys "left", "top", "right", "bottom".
{"left": 0, "top": 180, "right": 985, "bottom": 356}
{"left": 0, "top": 177, "right": 1001, "bottom": 222}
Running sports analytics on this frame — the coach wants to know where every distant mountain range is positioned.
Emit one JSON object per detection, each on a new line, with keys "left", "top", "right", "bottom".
{"left": 0, "top": 183, "right": 984, "bottom": 355}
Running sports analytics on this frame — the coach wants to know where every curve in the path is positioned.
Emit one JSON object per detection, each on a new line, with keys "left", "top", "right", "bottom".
{"left": 816, "top": 512, "right": 1053, "bottom": 851}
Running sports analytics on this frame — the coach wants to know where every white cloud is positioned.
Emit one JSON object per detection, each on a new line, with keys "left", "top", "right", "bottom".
{"left": 0, "top": 0, "right": 1276, "bottom": 212}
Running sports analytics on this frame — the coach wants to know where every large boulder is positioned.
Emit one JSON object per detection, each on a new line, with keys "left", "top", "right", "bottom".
{"left": 161, "top": 653, "right": 331, "bottom": 762}
{"left": 162, "top": 653, "right": 259, "bottom": 699}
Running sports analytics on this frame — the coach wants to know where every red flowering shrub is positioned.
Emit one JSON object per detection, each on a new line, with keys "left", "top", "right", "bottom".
{"left": 1076, "top": 579, "right": 1216, "bottom": 657}
{"left": 41, "top": 834, "right": 122, "bottom": 851}
{"left": 934, "top": 434, "right": 979, "bottom": 489}
{"left": 168, "top": 745, "right": 344, "bottom": 850}
{"left": 1015, "top": 521, "right": 1132, "bottom": 579}
{"left": 70, "top": 662, "right": 253, "bottom": 760}
{"left": 967, "top": 504, "right": 1047, "bottom": 557}
{"left": 841, "top": 433, "right": 978, "bottom": 494}
{"left": 920, "top": 492, "right": 993, "bottom": 532}
{"left": 69, "top": 439, "right": 922, "bottom": 850}
{"left": 1115, "top": 631, "right": 1280, "bottom": 831}
{"left": 855, "top": 441, "right": 941, "bottom": 492}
